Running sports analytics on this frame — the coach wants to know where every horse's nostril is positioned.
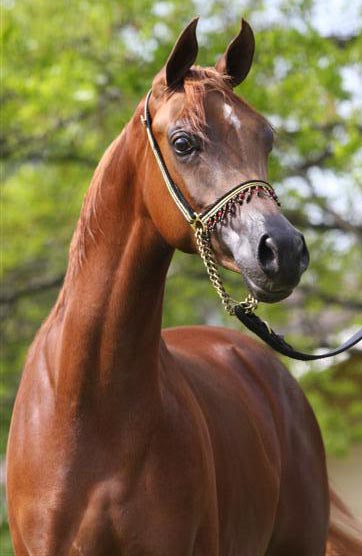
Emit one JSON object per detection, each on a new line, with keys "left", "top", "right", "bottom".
{"left": 258, "top": 234, "right": 279, "bottom": 277}
{"left": 299, "top": 234, "right": 310, "bottom": 272}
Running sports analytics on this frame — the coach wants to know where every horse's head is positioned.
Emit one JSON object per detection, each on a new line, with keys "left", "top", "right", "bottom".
{"left": 143, "top": 18, "right": 309, "bottom": 303}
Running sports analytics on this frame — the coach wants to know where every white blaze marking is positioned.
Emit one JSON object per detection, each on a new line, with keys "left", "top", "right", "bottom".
{"left": 223, "top": 103, "right": 241, "bottom": 130}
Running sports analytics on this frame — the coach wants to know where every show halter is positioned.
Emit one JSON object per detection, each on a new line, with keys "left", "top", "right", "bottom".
{"left": 141, "top": 90, "right": 362, "bottom": 361}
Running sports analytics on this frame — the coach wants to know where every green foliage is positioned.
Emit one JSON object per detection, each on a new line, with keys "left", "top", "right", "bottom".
{"left": 301, "top": 353, "right": 362, "bottom": 455}
{"left": 1, "top": 0, "right": 362, "bottom": 549}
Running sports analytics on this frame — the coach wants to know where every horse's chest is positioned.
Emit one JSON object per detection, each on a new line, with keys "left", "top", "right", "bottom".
{"left": 71, "top": 463, "right": 215, "bottom": 555}
{"left": 60, "top": 413, "right": 216, "bottom": 555}
{"left": 62, "top": 420, "right": 216, "bottom": 554}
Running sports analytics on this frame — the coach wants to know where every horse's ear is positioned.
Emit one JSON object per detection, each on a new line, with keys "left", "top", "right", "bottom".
{"left": 215, "top": 19, "right": 255, "bottom": 87}
{"left": 165, "top": 18, "right": 199, "bottom": 88}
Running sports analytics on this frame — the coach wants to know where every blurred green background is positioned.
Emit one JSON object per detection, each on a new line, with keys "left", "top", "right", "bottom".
{"left": 1, "top": 0, "right": 362, "bottom": 552}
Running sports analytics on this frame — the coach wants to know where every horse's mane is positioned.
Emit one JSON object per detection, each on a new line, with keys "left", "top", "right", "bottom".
{"left": 53, "top": 133, "right": 126, "bottom": 311}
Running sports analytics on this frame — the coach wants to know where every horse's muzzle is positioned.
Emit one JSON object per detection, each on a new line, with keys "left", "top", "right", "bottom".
{"left": 223, "top": 211, "right": 309, "bottom": 303}
{"left": 258, "top": 220, "right": 309, "bottom": 284}
{"left": 250, "top": 214, "right": 309, "bottom": 301}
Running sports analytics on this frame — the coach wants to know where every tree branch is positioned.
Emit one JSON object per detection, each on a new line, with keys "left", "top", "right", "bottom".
{"left": 284, "top": 209, "right": 362, "bottom": 237}
{"left": 21, "top": 151, "right": 97, "bottom": 167}
{"left": 303, "top": 175, "right": 362, "bottom": 236}
{"left": 298, "top": 285, "right": 362, "bottom": 311}
{"left": 0, "top": 275, "right": 64, "bottom": 306}
{"left": 325, "top": 34, "right": 360, "bottom": 49}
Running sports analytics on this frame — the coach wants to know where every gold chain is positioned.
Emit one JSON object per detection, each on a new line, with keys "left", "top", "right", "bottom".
{"left": 194, "top": 227, "right": 259, "bottom": 316}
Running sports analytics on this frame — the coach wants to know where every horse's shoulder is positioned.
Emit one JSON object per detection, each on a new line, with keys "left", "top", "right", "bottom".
{"left": 162, "top": 324, "right": 305, "bottom": 410}
{"left": 163, "top": 324, "right": 283, "bottom": 371}
{"left": 163, "top": 323, "right": 262, "bottom": 349}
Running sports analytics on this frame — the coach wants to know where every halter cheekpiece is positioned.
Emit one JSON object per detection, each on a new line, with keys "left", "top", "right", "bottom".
{"left": 141, "top": 89, "right": 362, "bottom": 361}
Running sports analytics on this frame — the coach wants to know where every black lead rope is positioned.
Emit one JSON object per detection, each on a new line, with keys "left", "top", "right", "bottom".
{"left": 143, "top": 89, "right": 362, "bottom": 361}
{"left": 234, "top": 306, "right": 362, "bottom": 361}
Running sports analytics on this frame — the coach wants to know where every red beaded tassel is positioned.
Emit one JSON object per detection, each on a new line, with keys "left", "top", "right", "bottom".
{"left": 205, "top": 184, "right": 280, "bottom": 233}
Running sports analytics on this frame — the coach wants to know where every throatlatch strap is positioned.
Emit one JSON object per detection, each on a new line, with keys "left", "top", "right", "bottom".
{"left": 234, "top": 306, "right": 362, "bottom": 361}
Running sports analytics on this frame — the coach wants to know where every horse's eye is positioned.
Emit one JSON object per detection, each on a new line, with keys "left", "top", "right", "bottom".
{"left": 172, "top": 135, "right": 194, "bottom": 156}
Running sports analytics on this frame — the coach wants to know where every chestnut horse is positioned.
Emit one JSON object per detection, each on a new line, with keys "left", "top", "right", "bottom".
{"left": 7, "top": 18, "right": 362, "bottom": 556}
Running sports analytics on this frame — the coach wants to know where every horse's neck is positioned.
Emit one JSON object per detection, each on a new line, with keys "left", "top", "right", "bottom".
{"left": 51, "top": 116, "right": 173, "bottom": 412}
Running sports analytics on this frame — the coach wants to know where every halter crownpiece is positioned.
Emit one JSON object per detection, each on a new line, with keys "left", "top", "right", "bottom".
{"left": 142, "top": 89, "right": 362, "bottom": 361}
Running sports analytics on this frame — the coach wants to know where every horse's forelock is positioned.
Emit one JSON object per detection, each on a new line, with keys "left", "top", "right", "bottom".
{"left": 163, "top": 67, "right": 233, "bottom": 138}
{"left": 179, "top": 67, "right": 274, "bottom": 140}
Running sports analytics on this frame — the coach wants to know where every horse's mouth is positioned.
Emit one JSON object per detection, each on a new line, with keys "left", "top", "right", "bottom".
{"left": 242, "top": 275, "right": 293, "bottom": 303}
{"left": 210, "top": 238, "right": 297, "bottom": 304}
